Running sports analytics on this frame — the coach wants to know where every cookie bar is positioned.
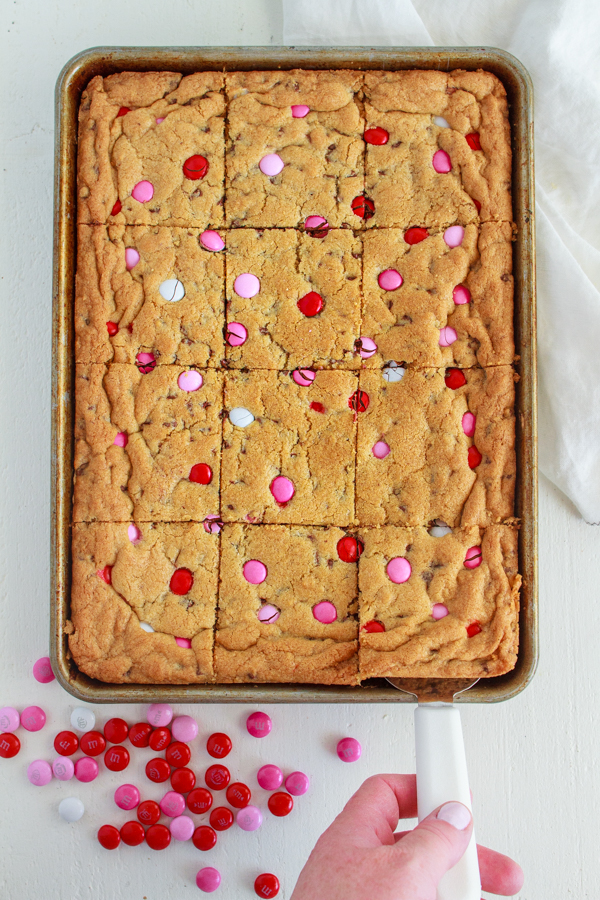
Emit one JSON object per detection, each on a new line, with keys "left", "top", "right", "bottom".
{"left": 78, "top": 72, "right": 225, "bottom": 227}
{"left": 73, "top": 365, "right": 223, "bottom": 523}
{"left": 68, "top": 522, "right": 219, "bottom": 683}
{"left": 356, "top": 366, "right": 516, "bottom": 527}
{"left": 215, "top": 524, "right": 359, "bottom": 684}
{"left": 361, "top": 222, "right": 515, "bottom": 368}
{"left": 75, "top": 225, "right": 225, "bottom": 366}
{"left": 358, "top": 525, "right": 520, "bottom": 678}
{"left": 221, "top": 369, "right": 358, "bottom": 526}
{"left": 225, "top": 70, "right": 364, "bottom": 227}
{"left": 224, "top": 228, "right": 361, "bottom": 369}
{"left": 363, "top": 69, "right": 512, "bottom": 228}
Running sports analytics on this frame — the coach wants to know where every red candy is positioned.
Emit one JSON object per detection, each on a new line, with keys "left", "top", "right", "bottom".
{"left": 166, "top": 741, "right": 191, "bottom": 767}
{"left": 268, "top": 792, "right": 294, "bottom": 817}
{"left": 104, "top": 717, "right": 129, "bottom": 744}
{"left": 117, "top": 107, "right": 130, "bottom": 117}
{"left": 255, "top": 873, "right": 280, "bottom": 898}
{"left": 104, "top": 746, "right": 130, "bottom": 772}
{"left": 0, "top": 733, "right": 20, "bottom": 758}
{"left": 110, "top": 199, "right": 122, "bottom": 216}
{"left": 362, "top": 620, "right": 385, "bottom": 633}
{"left": 209, "top": 807, "right": 234, "bottom": 831}
{"left": 348, "top": 390, "right": 369, "bottom": 413}
{"left": 187, "top": 788, "right": 213, "bottom": 814}
{"left": 364, "top": 126, "right": 389, "bottom": 145}
{"left": 120, "top": 821, "right": 145, "bottom": 846}
{"left": 193, "top": 825, "right": 217, "bottom": 851}
{"left": 137, "top": 799, "right": 161, "bottom": 825}
{"left": 205, "top": 764, "right": 230, "bottom": 790}
{"left": 206, "top": 732, "right": 232, "bottom": 759}
{"left": 351, "top": 194, "right": 375, "bottom": 219}
{"left": 54, "top": 731, "right": 79, "bottom": 756}
{"left": 80, "top": 731, "right": 106, "bottom": 756}
{"left": 183, "top": 154, "right": 209, "bottom": 180}
{"left": 189, "top": 463, "right": 213, "bottom": 485}
{"left": 309, "top": 401, "right": 325, "bottom": 413}
{"left": 149, "top": 727, "right": 172, "bottom": 752}
{"left": 466, "top": 622, "right": 482, "bottom": 638}
{"left": 297, "top": 291, "right": 324, "bottom": 317}
{"left": 98, "top": 564, "right": 112, "bottom": 584}
{"left": 336, "top": 535, "right": 364, "bottom": 563}
{"left": 128, "top": 722, "right": 152, "bottom": 749}
{"left": 170, "top": 568, "right": 194, "bottom": 595}
{"left": 404, "top": 226, "right": 428, "bottom": 245}
{"left": 106, "top": 321, "right": 118, "bottom": 336}
{"left": 473, "top": 198, "right": 482, "bottom": 213}
{"left": 444, "top": 368, "right": 467, "bottom": 390}
{"left": 467, "top": 446, "right": 482, "bottom": 469}
{"left": 465, "top": 132, "right": 481, "bottom": 151}
{"left": 226, "top": 782, "right": 251, "bottom": 809}
{"left": 171, "top": 767, "right": 196, "bottom": 793}
{"left": 145, "top": 823, "right": 171, "bottom": 850}
{"left": 146, "top": 757, "right": 171, "bottom": 784}
{"left": 97, "top": 825, "right": 121, "bottom": 850}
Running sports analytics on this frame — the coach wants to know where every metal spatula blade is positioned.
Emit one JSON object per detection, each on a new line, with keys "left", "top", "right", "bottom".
{"left": 387, "top": 678, "right": 481, "bottom": 900}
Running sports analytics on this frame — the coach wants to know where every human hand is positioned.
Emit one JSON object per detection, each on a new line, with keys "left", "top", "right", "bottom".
{"left": 291, "top": 774, "right": 523, "bottom": 900}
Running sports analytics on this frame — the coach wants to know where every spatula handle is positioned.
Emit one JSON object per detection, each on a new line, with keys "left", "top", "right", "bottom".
{"left": 414, "top": 704, "right": 481, "bottom": 900}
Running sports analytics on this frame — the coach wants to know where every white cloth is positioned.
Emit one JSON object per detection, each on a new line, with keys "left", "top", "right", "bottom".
{"left": 283, "top": 0, "right": 600, "bottom": 523}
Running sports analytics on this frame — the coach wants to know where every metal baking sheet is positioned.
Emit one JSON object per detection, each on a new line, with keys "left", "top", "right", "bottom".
{"left": 51, "top": 46, "right": 537, "bottom": 703}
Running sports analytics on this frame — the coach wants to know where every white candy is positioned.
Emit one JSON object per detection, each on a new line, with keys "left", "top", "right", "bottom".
{"left": 229, "top": 407, "right": 255, "bottom": 428}
{"left": 70, "top": 707, "right": 95, "bottom": 733}
{"left": 433, "top": 116, "right": 451, "bottom": 128}
{"left": 382, "top": 362, "right": 406, "bottom": 383}
{"left": 159, "top": 279, "right": 185, "bottom": 302}
{"left": 59, "top": 797, "right": 85, "bottom": 823}
{"left": 139, "top": 621, "right": 155, "bottom": 633}
{"left": 429, "top": 522, "right": 452, "bottom": 538}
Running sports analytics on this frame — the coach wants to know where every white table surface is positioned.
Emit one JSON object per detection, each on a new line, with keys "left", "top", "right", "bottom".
{"left": 0, "top": 2, "right": 596, "bottom": 898}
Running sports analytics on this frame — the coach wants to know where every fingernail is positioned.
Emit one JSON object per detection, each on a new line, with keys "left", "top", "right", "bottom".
{"left": 436, "top": 802, "right": 471, "bottom": 830}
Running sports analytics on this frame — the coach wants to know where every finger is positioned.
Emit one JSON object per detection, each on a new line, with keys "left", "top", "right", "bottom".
{"left": 327, "top": 774, "right": 417, "bottom": 847}
{"left": 392, "top": 801, "right": 473, "bottom": 890}
{"left": 478, "top": 844, "right": 524, "bottom": 896}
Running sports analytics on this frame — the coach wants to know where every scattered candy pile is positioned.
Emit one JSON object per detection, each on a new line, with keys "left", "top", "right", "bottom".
{"left": 3, "top": 660, "right": 364, "bottom": 895}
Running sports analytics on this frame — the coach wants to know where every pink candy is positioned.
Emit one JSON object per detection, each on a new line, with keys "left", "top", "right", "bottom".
{"left": 200, "top": 230, "right": 225, "bottom": 252}
{"left": 170, "top": 815, "right": 195, "bottom": 841}
{"left": 27, "top": 760, "right": 52, "bottom": 786}
{"left": 0, "top": 707, "right": 20, "bottom": 732}
{"left": 160, "top": 791, "right": 186, "bottom": 817}
{"left": 178, "top": 370, "right": 203, "bottom": 392}
{"left": 114, "top": 784, "right": 140, "bottom": 810}
{"left": 33, "top": 657, "right": 55, "bottom": 684}
{"left": 439, "top": 326, "right": 458, "bottom": 347}
{"left": 312, "top": 601, "right": 337, "bottom": 624}
{"left": 259, "top": 153, "right": 285, "bottom": 176}
{"left": 175, "top": 637, "right": 192, "bottom": 649}
{"left": 156, "top": 117, "right": 165, "bottom": 124}
{"left": 304, "top": 215, "right": 329, "bottom": 234}
{"left": 128, "top": 523, "right": 141, "bottom": 544}
{"left": 292, "top": 368, "right": 316, "bottom": 386}
{"left": 453, "top": 284, "right": 471, "bottom": 305}
{"left": 356, "top": 337, "right": 377, "bottom": 359}
{"left": 171, "top": 715, "right": 198, "bottom": 743}
{"left": 125, "top": 248, "right": 140, "bottom": 270}
{"left": 432, "top": 604, "right": 449, "bottom": 620}
{"left": 21, "top": 706, "right": 46, "bottom": 732}
{"left": 234, "top": 273, "right": 260, "bottom": 298}
{"left": 378, "top": 269, "right": 403, "bottom": 291}
{"left": 131, "top": 180, "right": 154, "bottom": 203}
{"left": 147, "top": 703, "right": 173, "bottom": 727}
{"left": 291, "top": 104, "right": 310, "bottom": 118}
{"left": 444, "top": 225, "right": 465, "bottom": 248}
{"left": 372, "top": 441, "right": 390, "bottom": 459}
{"left": 462, "top": 412, "right": 476, "bottom": 436}
{"left": 113, "top": 432, "right": 128, "bottom": 448}
{"left": 464, "top": 546, "right": 483, "bottom": 570}
{"left": 257, "top": 764, "right": 283, "bottom": 790}
{"left": 75, "top": 757, "right": 99, "bottom": 783}
{"left": 226, "top": 322, "right": 248, "bottom": 347}
{"left": 386, "top": 557, "right": 412, "bottom": 584}
{"left": 432, "top": 149, "right": 452, "bottom": 173}
{"left": 246, "top": 711, "right": 272, "bottom": 738}
{"left": 196, "top": 867, "right": 221, "bottom": 892}
{"left": 243, "top": 560, "right": 267, "bottom": 585}
{"left": 285, "top": 771, "right": 309, "bottom": 796}
{"left": 270, "top": 476, "right": 295, "bottom": 504}
{"left": 257, "top": 604, "right": 280, "bottom": 624}
{"left": 337, "top": 737, "right": 362, "bottom": 763}
{"left": 236, "top": 805, "right": 263, "bottom": 832}
{"left": 52, "top": 757, "right": 74, "bottom": 781}
{"left": 203, "top": 515, "right": 223, "bottom": 535}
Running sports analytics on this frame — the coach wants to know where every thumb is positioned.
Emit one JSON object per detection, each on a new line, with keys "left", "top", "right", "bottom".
{"left": 396, "top": 802, "right": 473, "bottom": 890}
